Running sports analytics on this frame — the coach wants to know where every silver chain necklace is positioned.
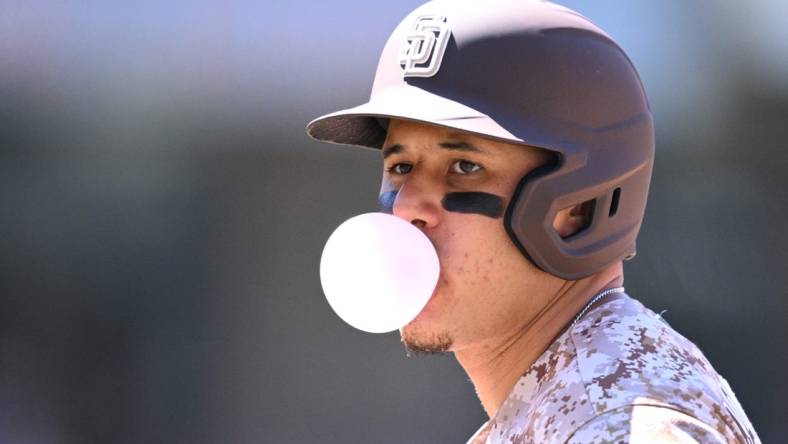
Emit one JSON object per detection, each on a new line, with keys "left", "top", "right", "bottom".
{"left": 571, "top": 286, "right": 626, "bottom": 328}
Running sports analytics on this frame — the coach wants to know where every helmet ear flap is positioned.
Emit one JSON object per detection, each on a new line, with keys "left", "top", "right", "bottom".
{"left": 504, "top": 160, "right": 561, "bottom": 274}
{"left": 505, "top": 135, "right": 652, "bottom": 281}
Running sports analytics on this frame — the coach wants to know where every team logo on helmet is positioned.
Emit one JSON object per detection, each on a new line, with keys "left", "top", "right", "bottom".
{"left": 398, "top": 15, "right": 451, "bottom": 78}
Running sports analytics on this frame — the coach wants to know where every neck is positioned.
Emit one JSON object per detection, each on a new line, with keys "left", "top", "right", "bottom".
{"left": 454, "top": 262, "right": 624, "bottom": 418}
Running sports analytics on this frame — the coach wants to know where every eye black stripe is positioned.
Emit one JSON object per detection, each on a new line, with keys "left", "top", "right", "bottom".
{"left": 442, "top": 192, "right": 503, "bottom": 218}
{"left": 378, "top": 190, "right": 504, "bottom": 218}
{"left": 378, "top": 191, "right": 397, "bottom": 214}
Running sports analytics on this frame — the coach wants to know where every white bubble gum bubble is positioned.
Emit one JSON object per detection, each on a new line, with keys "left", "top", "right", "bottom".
{"left": 319, "top": 213, "right": 440, "bottom": 333}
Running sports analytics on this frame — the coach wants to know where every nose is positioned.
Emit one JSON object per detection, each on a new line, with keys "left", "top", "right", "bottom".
{"left": 389, "top": 174, "right": 442, "bottom": 229}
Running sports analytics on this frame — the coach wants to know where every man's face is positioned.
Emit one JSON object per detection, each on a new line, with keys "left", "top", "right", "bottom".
{"left": 380, "top": 119, "right": 565, "bottom": 354}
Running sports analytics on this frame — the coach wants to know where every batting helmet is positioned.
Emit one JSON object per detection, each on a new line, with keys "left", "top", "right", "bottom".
{"left": 306, "top": 0, "right": 654, "bottom": 280}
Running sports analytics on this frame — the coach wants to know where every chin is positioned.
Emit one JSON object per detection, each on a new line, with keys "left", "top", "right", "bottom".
{"left": 400, "top": 320, "right": 454, "bottom": 355}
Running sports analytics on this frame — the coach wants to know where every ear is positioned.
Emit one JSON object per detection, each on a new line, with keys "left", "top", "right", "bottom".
{"left": 552, "top": 200, "right": 594, "bottom": 238}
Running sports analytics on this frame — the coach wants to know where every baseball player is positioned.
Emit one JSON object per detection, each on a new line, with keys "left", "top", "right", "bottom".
{"left": 306, "top": 0, "right": 761, "bottom": 442}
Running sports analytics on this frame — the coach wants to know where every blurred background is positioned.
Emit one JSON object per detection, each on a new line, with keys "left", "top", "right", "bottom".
{"left": 1, "top": 0, "right": 786, "bottom": 442}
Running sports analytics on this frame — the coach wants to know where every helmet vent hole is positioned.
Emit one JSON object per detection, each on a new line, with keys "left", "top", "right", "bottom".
{"left": 609, "top": 188, "right": 621, "bottom": 217}
{"left": 554, "top": 199, "right": 595, "bottom": 239}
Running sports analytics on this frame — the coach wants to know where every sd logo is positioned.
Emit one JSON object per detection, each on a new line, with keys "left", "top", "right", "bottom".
{"left": 398, "top": 15, "right": 451, "bottom": 78}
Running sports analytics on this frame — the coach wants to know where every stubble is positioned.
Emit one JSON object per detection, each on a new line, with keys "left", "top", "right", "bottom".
{"left": 400, "top": 325, "right": 454, "bottom": 356}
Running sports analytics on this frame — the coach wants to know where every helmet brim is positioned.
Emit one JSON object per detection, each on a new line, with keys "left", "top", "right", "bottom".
{"left": 305, "top": 85, "right": 523, "bottom": 150}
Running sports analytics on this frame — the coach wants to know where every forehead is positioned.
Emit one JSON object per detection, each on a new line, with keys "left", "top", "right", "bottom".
{"left": 385, "top": 119, "right": 496, "bottom": 148}
{"left": 382, "top": 119, "right": 551, "bottom": 163}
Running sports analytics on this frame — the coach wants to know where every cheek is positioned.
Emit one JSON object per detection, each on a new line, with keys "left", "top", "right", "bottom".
{"left": 438, "top": 186, "right": 516, "bottom": 277}
{"left": 443, "top": 221, "right": 515, "bottom": 284}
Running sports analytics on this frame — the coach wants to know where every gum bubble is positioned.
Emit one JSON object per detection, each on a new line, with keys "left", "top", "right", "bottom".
{"left": 319, "top": 213, "right": 440, "bottom": 333}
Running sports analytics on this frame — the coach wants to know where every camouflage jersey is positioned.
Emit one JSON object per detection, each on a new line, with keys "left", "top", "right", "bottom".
{"left": 466, "top": 294, "right": 760, "bottom": 444}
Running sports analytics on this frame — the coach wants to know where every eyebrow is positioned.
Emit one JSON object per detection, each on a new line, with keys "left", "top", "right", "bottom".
{"left": 438, "top": 141, "right": 482, "bottom": 153}
{"left": 382, "top": 140, "right": 484, "bottom": 159}
{"left": 382, "top": 143, "right": 404, "bottom": 159}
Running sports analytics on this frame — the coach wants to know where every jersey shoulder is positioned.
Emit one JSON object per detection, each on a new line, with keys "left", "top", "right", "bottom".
{"left": 568, "top": 295, "right": 759, "bottom": 443}
{"left": 565, "top": 404, "right": 729, "bottom": 444}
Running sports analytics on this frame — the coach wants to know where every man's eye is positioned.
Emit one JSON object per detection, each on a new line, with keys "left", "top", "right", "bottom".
{"left": 388, "top": 163, "right": 413, "bottom": 175}
{"left": 451, "top": 160, "right": 482, "bottom": 174}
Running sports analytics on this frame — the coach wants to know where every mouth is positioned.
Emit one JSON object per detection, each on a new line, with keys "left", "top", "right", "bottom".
{"left": 407, "top": 234, "right": 443, "bottom": 321}
{"left": 410, "top": 267, "right": 444, "bottom": 322}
